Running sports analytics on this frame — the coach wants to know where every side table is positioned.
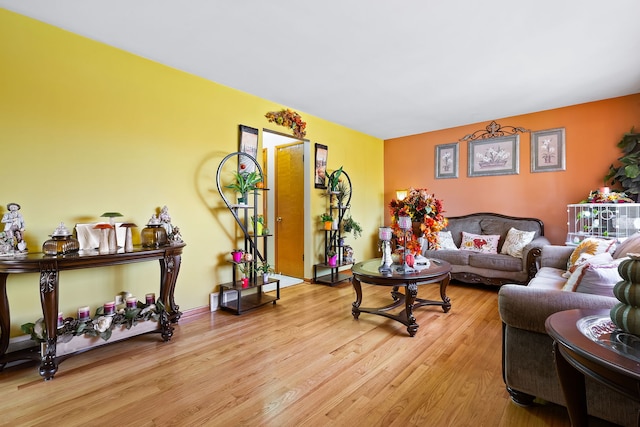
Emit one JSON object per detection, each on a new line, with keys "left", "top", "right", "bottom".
{"left": 545, "top": 308, "right": 640, "bottom": 427}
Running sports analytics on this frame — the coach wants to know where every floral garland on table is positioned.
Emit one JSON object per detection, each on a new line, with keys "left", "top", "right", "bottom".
{"left": 388, "top": 188, "right": 448, "bottom": 252}
{"left": 21, "top": 300, "right": 165, "bottom": 343}
{"left": 581, "top": 188, "right": 635, "bottom": 204}
{"left": 265, "top": 109, "right": 307, "bottom": 138}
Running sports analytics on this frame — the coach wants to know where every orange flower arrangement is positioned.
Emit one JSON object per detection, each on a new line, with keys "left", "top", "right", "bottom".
{"left": 389, "top": 188, "right": 448, "bottom": 251}
{"left": 265, "top": 108, "right": 307, "bottom": 138}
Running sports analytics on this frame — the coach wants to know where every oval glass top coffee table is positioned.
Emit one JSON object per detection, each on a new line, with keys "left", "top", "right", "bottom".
{"left": 351, "top": 258, "right": 451, "bottom": 337}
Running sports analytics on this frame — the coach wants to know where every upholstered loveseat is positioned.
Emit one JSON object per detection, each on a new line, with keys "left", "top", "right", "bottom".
{"left": 422, "top": 212, "right": 549, "bottom": 286}
{"left": 499, "top": 240, "right": 640, "bottom": 426}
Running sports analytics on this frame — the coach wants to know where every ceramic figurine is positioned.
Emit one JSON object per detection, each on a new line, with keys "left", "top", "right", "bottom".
{"left": 2, "top": 202, "right": 26, "bottom": 252}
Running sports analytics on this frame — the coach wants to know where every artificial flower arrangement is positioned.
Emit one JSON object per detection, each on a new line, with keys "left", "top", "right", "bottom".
{"left": 21, "top": 300, "right": 165, "bottom": 343}
{"left": 265, "top": 109, "right": 307, "bottom": 139}
{"left": 388, "top": 187, "right": 448, "bottom": 252}
{"left": 581, "top": 188, "right": 635, "bottom": 204}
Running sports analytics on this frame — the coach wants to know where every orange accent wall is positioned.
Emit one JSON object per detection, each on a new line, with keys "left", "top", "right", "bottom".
{"left": 384, "top": 94, "right": 640, "bottom": 245}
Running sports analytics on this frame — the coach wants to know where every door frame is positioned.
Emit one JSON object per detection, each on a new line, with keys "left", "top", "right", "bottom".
{"left": 262, "top": 129, "right": 311, "bottom": 280}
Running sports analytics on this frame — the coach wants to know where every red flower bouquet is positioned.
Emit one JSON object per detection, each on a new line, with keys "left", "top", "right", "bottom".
{"left": 389, "top": 188, "right": 448, "bottom": 251}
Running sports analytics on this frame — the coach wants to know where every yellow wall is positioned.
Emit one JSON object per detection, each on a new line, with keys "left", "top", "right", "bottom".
{"left": 385, "top": 95, "right": 640, "bottom": 245}
{"left": 0, "top": 9, "right": 384, "bottom": 335}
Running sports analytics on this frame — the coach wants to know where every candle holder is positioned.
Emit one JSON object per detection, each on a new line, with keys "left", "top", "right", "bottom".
{"left": 378, "top": 226, "right": 393, "bottom": 274}
{"left": 145, "top": 293, "right": 156, "bottom": 305}
{"left": 396, "top": 216, "right": 415, "bottom": 274}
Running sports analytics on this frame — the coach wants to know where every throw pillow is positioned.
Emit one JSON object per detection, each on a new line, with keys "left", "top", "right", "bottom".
{"left": 563, "top": 250, "right": 615, "bottom": 279}
{"left": 500, "top": 227, "right": 536, "bottom": 258}
{"left": 562, "top": 256, "right": 625, "bottom": 296}
{"left": 567, "top": 238, "right": 617, "bottom": 271}
{"left": 613, "top": 232, "right": 640, "bottom": 259}
{"left": 460, "top": 232, "right": 500, "bottom": 254}
{"left": 437, "top": 231, "right": 458, "bottom": 250}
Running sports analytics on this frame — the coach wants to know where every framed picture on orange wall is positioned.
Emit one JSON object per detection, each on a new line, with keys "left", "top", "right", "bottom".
{"left": 468, "top": 135, "right": 519, "bottom": 177}
{"left": 531, "top": 128, "right": 565, "bottom": 173}
{"left": 435, "top": 143, "right": 458, "bottom": 179}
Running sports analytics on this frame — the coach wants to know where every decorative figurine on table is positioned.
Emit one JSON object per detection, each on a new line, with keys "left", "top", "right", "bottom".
{"left": 1, "top": 202, "right": 27, "bottom": 252}
{"left": 159, "top": 205, "right": 183, "bottom": 244}
{"left": 159, "top": 205, "right": 173, "bottom": 236}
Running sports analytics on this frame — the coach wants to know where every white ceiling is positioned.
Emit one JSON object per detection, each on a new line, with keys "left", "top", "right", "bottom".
{"left": 2, "top": 0, "right": 640, "bottom": 139}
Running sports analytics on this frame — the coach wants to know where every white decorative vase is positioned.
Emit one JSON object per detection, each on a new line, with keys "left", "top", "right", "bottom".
{"left": 98, "top": 229, "right": 110, "bottom": 254}
{"left": 124, "top": 227, "right": 133, "bottom": 252}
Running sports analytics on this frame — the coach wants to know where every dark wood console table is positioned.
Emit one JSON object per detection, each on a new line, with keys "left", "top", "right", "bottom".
{"left": 0, "top": 243, "right": 185, "bottom": 380}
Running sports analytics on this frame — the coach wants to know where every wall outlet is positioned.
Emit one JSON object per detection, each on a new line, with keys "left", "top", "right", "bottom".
{"left": 114, "top": 295, "right": 123, "bottom": 305}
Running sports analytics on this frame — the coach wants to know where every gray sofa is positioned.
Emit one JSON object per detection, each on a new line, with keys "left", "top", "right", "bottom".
{"left": 499, "top": 244, "right": 640, "bottom": 426}
{"left": 423, "top": 212, "right": 550, "bottom": 286}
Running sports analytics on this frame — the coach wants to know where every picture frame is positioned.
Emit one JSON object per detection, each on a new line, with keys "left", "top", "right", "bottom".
{"left": 468, "top": 135, "right": 519, "bottom": 177}
{"left": 238, "top": 125, "right": 259, "bottom": 172}
{"left": 435, "top": 143, "right": 459, "bottom": 179}
{"left": 314, "top": 143, "right": 328, "bottom": 189}
{"left": 531, "top": 128, "right": 566, "bottom": 173}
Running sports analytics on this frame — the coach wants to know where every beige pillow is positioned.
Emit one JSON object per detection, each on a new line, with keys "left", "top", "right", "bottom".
{"left": 437, "top": 231, "right": 458, "bottom": 250}
{"left": 613, "top": 232, "right": 640, "bottom": 259}
{"left": 562, "top": 254, "right": 624, "bottom": 296}
{"left": 500, "top": 227, "right": 536, "bottom": 258}
{"left": 567, "top": 238, "right": 617, "bottom": 272}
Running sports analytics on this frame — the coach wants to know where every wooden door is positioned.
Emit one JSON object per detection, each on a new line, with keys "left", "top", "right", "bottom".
{"left": 275, "top": 143, "right": 304, "bottom": 277}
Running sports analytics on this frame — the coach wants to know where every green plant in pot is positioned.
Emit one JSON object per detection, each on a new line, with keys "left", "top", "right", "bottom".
{"left": 320, "top": 213, "right": 333, "bottom": 230}
{"left": 226, "top": 170, "right": 263, "bottom": 204}
{"left": 335, "top": 180, "right": 350, "bottom": 207}
{"left": 255, "top": 261, "right": 274, "bottom": 283}
{"left": 326, "top": 249, "right": 338, "bottom": 266}
{"left": 328, "top": 166, "right": 343, "bottom": 193}
{"left": 605, "top": 128, "right": 640, "bottom": 200}
{"left": 342, "top": 216, "right": 362, "bottom": 239}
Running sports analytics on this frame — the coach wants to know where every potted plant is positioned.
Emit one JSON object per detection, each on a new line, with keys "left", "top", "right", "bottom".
{"left": 605, "top": 128, "right": 640, "bottom": 200}
{"left": 255, "top": 261, "right": 274, "bottom": 283}
{"left": 327, "top": 249, "right": 338, "bottom": 266}
{"left": 320, "top": 213, "right": 333, "bottom": 230}
{"left": 335, "top": 180, "right": 350, "bottom": 207}
{"left": 342, "top": 216, "right": 362, "bottom": 239}
{"left": 231, "top": 249, "right": 244, "bottom": 263}
{"left": 328, "top": 166, "right": 343, "bottom": 193}
{"left": 237, "top": 263, "right": 251, "bottom": 287}
{"left": 226, "top": 170, "right": 263, "bottom": 204}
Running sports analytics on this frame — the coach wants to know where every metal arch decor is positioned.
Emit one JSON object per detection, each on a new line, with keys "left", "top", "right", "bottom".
{"left": 459, "top": 120, "right": 529, "bottom": 142}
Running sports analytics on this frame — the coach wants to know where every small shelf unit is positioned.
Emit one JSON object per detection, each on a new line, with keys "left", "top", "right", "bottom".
{"left": 216, "top": 152, "right": 280, "bottom": 314}
{"left": 313, "top": 169, "right": 354, "bottom": 286}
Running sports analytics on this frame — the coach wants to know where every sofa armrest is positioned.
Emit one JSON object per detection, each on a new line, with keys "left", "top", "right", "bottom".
{"left": 540, "top": 245, "right": 574, "bottom": 269}
{"left": 522, "top": 236, "right": 551, "bottom": 280}
{"left": 498, "top": 284, "right": 618, "bottom": 334}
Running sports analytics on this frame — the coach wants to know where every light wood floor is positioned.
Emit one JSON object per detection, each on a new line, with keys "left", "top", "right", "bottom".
{"left": 0, "top": 281, "right": 618, "bottom": 426}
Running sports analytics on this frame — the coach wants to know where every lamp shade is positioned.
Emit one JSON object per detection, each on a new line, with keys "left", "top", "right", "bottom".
{"left": 396, "top": 190, "right": 408, "bottom": 201}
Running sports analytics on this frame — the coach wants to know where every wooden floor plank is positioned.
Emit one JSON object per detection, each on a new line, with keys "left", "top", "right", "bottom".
{"left": 0, "top": 281, "right": 619, "bottom": 426}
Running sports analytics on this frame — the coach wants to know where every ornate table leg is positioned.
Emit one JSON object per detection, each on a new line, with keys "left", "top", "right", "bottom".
{"left": 351, "top": 276, "right": 362, "bottom": 319}
{"left": 0, "top": 273, "right": 10, "bottom": 369}
{"left": 440, "top": 273, "right": 452, "bottom": 313}
{"left": 159, "top": 250, "right": 182, "bottom": 324}
{"left": 405, "top": 282, "right": 419, "bottom": 337}
{"left": 39, "top": 262, "right": 59, "bottom": 380}
{"left": 391, "top": 285, "right": 400, "bottom": 301}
